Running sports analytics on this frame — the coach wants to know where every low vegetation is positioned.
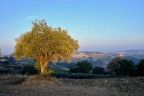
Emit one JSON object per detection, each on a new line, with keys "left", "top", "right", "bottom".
{"left": 0, "top": 74, "right": 144, "bottom": 96}
{"left": 21, "top": 64, "right": 38, "bottom": 75}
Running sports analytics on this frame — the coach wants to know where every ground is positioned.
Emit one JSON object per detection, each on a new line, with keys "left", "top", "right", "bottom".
{"left": 0, "top": 75, "right": 144, "bottom": 96}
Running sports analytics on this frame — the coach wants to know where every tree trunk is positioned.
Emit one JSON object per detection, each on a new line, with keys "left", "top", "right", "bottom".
{"left": 38, "top": 55, "right": 51, "bottom": 75}
{"left": 41, "top": 64, "right": 46, "bottom": 75}
{"left": 40, "top": 61, "right": 49, "bottom": 75}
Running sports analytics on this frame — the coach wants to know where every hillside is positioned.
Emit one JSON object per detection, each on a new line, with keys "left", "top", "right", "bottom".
{"left": 47, "top": 50, "right": 144, "bottom": 71}
{"left": 116, "top": 50, "right": 144, "bottom": 64}
{"left": 0, "top": 50, "right": 144, "bottom": 73}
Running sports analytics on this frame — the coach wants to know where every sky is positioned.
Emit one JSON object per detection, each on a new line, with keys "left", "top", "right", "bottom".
{"left": 0, "top": 0, "right": 144, "bottom": 55}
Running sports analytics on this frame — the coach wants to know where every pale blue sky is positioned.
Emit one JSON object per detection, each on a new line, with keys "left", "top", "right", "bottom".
{"left": 0, "top": 0, "right": 144, "bottom": 54}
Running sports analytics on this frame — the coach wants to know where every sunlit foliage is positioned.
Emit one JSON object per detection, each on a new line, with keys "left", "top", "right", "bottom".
{"left": 14, "top": 20, "right": 79, "bottom": 75}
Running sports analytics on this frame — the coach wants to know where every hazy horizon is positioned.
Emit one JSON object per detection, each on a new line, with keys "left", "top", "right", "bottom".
{"left": 0, "top": 0, "right": 144, "bottom": 55}
{"left": 1, "top": 47, "right": 144, "bottom": 55}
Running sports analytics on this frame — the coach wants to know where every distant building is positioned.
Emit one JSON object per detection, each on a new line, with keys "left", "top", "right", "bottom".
{"left": 110, "top": 53, "right": 120, "bottom": 60}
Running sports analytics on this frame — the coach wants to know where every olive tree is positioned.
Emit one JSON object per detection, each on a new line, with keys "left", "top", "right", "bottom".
{"left": 14, "top": 20, "right": 79, "bottom": 75}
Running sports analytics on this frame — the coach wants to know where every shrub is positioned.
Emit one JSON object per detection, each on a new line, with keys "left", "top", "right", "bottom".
{"left": 21, "top": 64, "right": 38, "bottom": 75}
{"left": 118, "top": 59, "right": 135, "bottom": 76}
{"left": 107, "top": 57, "right": 121, "bottom": 75}
{"left": 107, "top": 58, "right": 136, "bottom": 76}
{"left": 52, "top": 72, "right": 95, "bottom": 79}
{"left": 137, "top": 59, "right": 144, "bottom": 76}
{"left": 92, "top": 66, "right": 105, "bottom": 74}
{"left": 68, "top": 73, "right": 95, "bottom": 79}
{"left": 69, "top": 61, "right": 93, "bottom": 74}
{"left": 0, "top": 68, "right": 11, "bottom": 74}
{"left": 51, "top": 71, "right": 70, "bottom": 78}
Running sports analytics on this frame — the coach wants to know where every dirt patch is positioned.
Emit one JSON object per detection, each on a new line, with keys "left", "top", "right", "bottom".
{"left": 22, "top": 75, "right": 60, "bottom": 86}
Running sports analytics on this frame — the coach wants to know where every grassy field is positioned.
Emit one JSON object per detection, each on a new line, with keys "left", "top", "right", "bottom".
{"left": 0, "top": 75, "right": 144, "bottom": 96}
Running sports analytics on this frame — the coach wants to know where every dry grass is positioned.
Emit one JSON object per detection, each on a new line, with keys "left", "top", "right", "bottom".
{"left": 0, "top": 75, "right": 144, "bottom": 96}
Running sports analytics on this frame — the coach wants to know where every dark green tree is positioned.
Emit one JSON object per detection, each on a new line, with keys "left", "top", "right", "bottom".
{"left": 70, "top": 61, "right": 93, "bottom": 73}
{"left": 137, "top": 59, "right": 144, "bottom": 76}
{"left": 107, "top": 57, "right": 121, "bottom": 75}
{"left": 118, "top": 59, "right": 135, "bottom": 76}
{"left": 107, "top": 57, "right": 135, "bottom": 76}
{"left": 92, "top": 66, "right": 105, "bottom": 74}
{"left": 21, "top": 64, "right": 38, "bottom": 75}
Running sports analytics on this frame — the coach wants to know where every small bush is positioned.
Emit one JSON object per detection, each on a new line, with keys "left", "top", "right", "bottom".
{"left": 52, "top": 72, "right": 96, "bottom": 79}
{"left": 94, "top": 74, "right": 113, "bottom": 78}
{"left": 68, "top": 73, "right": 95, "bottom": 79}
{"left": 69, "top": 61, "right": 93, "bottom": 74}
{"left": 137, "top": 59, "right": 144, "bottom": 76}
{"left": 92, "top": 66, "right": 105, "bottom": 74}
{"left": 52, "top": 71, "right": 70, "bottom": 78}
{"left": 21, "top": 64, "right": 38, "bottom": 75}
{"left": 0, "top": 68, "right": 11, "bottom": 74}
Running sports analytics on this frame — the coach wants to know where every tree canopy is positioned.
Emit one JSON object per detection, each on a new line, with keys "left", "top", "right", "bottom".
{"left": 92, "top": 66, "right": 105, "bottom": 74}
{"left": 137, "top": 59, "right": 144, "bottom": 76}
{"left": 107, "top": 57, "right": 135, "bottom": 76}
{"left": 70, "top": 61, "right": 93, "bottom": 73}
{"left": 14, "top": 20, "right": 79, "bottom": 74}
{"left": 107, "top": 57, "right": 121, "bottom": 75}
{"left": 118, "top": 59, "right": 135, "bottom": 76}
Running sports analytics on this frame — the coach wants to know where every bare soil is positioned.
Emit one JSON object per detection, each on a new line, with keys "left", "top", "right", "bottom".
{"left": 0, "top": 75, "right": 144, "bottom": 96}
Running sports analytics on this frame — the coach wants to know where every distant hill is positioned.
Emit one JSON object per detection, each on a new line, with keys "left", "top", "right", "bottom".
{"left": 72, "top": 52, "right": 89, "bottom": 58}
{"left": 55, "top": 50, "right": 144, "bottom": 70}
{"left": 117, "top": 49, "right": 144, "bottom": 56}
{"left": 1, "top": 50, "right": 144, "bottom": 72}
{"left": 53, "top": 51, "right": 112, "bottom": 70}
{"left": 115, "top": 49, "right": 144, "bottom": 64}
